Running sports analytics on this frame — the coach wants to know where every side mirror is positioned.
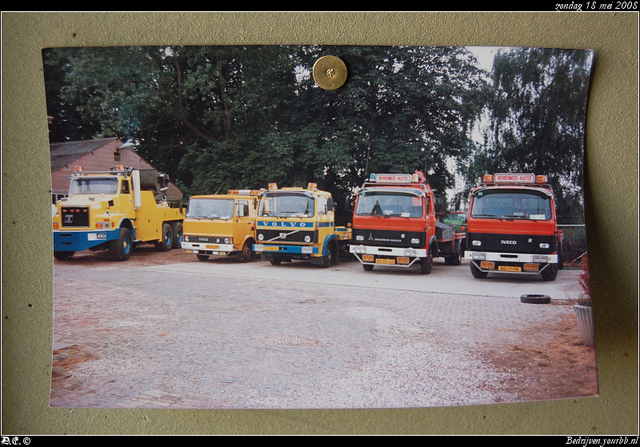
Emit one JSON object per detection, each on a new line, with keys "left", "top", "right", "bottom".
{"left": 344, "top": 195, "right": 354, "bottom": 212}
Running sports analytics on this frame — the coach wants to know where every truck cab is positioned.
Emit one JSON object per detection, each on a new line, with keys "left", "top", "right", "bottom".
{"left": 181, "top": 190, "right": 262, "bottom": 262}
{"left": 464, "top": 173, "right": 563, "bottom": 281}
{"left": 349, "top": 172, "right": 466, "bottom": 274}
{"left": 252, "top": 182, "right": 351, "bottom": 267}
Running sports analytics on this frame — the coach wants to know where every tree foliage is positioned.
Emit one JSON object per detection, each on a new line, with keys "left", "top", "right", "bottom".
{"left": 459, "top": 47, "right": 594, "bottom": 222}
{"left": 43, "top": 45, "right": 592, "bottom": 225}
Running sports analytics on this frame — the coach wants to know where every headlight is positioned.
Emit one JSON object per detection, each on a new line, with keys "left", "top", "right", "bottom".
{"left": 184, "top": 235, "right": 190, "bottom": 242}
{"left": 356, "top": 235, "right": 364, "bottom": 241}
{"left": 404, "top": 249, "right": 418, "bottom": 257}
{"left": 304, "top": 235, "right": 311, "bottom": 243}
{"left": 539, "top": 243, "right": 550, "bottom": 249}
{"left": 470, "top": 252, "right": 486, "bottom": 260}
{"left": 533, "top": 255, "right": 549, "bottom": 263}
{"left": 257, "top": 234, "right": 264, "bottom": 241}
{"left": 410, "top": 238, "right": 420, "bottom": 244}
{"left": 472, "top": 240, "right": 482, "bottom": 246}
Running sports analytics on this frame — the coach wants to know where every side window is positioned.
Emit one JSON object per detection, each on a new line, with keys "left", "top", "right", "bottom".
{"left": 236, "top": 200, "right": 249, "bottom": 217}
{"left": 317, "top": 196, "right": 328, "bottom": 215}
{"left": 121, "top": 180, "right": 130, "bottom": 194}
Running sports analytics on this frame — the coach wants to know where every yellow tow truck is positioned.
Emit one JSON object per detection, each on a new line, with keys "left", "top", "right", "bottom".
{"left": 52, "top": 165, "right": 184, "bottom": 261}
{"left": 252, "top": 182, "right": 351, "bottom": 267}
{"left": 181, "top": 189, "right": 262, "bottom": 262}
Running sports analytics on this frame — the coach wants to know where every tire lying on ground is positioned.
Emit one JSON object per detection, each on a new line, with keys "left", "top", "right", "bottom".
{"left": 520, "top": 294, "right": 551, "bottom": 304}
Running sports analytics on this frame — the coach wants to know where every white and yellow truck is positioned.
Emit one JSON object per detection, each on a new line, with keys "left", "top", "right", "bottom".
{"left": 181, "top": 189, "right": 262, "bottom": 262}
{"left": 252, "top": 182, "right": 351, "bottom": 267}
{"left": 52, "top": 165, "right": 185, "bottom": 261}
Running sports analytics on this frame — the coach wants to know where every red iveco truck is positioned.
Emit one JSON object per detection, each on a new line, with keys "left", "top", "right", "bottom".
{"left": 349, "top": 172, "right": 465, "bottom": 274}
{"left": 464, "top": 173, "right": 563, "bottom": 281}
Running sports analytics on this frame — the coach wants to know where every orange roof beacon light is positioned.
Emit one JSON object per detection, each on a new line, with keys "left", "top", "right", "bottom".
{"left": 268, "top": 183, "right": 278, "bottom": 190}
{"left": 482, "top": 174, "right": 494, "bottom": 185}
{"left": 307, "top": 182, "right": 318, "bottom": 190}
{"left": 75, "top": 166, "right": 84, "bottom": 172}
{"left": 536, "top": 175, "right": 548, "bottom": 184}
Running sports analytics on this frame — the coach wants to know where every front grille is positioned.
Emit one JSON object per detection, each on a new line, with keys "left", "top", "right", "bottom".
{"left": 186, "top": 235, "right": 230, "bottom": 244}
{"left": 352, "top": 228, "right": 425, "bottom": 248}
{"left": 61, "top": 207, "right": 90, "bottom": 227}
{"left": 257, "top": 229, "right": 317, "bottom": 244}
{"left": 467, "top": 232, "right": 556, "bottom": 254}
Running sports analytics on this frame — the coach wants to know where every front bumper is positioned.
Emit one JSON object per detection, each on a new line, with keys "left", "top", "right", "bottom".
{"left": 53, "top": 229, "right": 119, "bottom": 252}
{"left": 464, "top": 250, "right": 558, "bottom": 273}
{"left": 253, "top": 244, "right": 319, "bottom": 255}
{"left": 349, "top": 244, "right": 427, "bottom": 267}
{"left": 182, "top": 241, "right": 236, "bottom": 255}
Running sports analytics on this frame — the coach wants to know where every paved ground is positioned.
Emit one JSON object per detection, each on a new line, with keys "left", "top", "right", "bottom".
{"left": 50, "top": 250, "right": 597, "bottom": 410}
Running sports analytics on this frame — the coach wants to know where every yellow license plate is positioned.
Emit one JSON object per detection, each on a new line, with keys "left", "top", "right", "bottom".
{"left": 263, "top": 246, "right": 280, "bottom": 252}
{"left": 376, "top": 258, "right": 396, "bottom": 265}
{"left": 498, "top": 266, "right": 521, "bottom": 272}
{"left": 206, "top": 244, "right": 220, "bottom": 249}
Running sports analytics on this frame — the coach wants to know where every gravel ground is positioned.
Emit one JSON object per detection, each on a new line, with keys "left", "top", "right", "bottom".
{"left": 50, "top": 249, "right": 598, "bottom": 410}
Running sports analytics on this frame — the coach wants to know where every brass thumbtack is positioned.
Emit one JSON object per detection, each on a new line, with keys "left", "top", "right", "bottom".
{"left": 313, "top": 56, "right": 348, "bottom": 91}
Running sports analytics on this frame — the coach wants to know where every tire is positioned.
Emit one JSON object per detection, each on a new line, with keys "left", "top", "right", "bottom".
{"left": 110, "top": 227, "right": 133, "bottom": 261}
{"left": 54, "top": 251, "right": 75, "bottom": 260}
{"left": 157, "top": 223, "right": 173, "bottom": 251}
{"left": 270, "top": 256, "right": 282, "bottom": 266}
{"left": 520, "top": 294, "right": 551, "bottom": 304}
{"left": 420, "top": 250, "right": 433, "bottom": 274}
{"left": 197, "top": 254, "right": 209, "bottom": 262}
{"left": 470, "top": 261, "right": 488, "bottom": 279}
{"left": 321, "top": 241, "right": 338, "bottom": 268}
{"left": 171, "top": 222, "right": 183, "bottom": 249}
{"left": 239, "top": 241, "right": 253, "bottom": 262}
{"left": 541, "top": 263, "right": 558, "bottom": 281}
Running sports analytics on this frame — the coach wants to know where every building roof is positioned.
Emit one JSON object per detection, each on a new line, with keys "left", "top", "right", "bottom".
{"left": 50, "top": 138, "right": 122, "bottom": 172}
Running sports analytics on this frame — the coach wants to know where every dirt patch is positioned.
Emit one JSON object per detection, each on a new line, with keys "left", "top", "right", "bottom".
{"left": 51, "top": 344, "right": 98, "bottom": 381}
{"left": 482, "top": 310, "right": 598, "bottom": 402}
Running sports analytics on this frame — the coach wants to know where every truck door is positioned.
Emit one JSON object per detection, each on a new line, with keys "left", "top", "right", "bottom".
{"left": 234, "top": 199, "right": 254, "bottom": 249}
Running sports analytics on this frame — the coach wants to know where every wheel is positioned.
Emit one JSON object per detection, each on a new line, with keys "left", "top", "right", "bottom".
{"left": 270, "top": 256, "right": 282, "bottom": 266}
{"left": 157, "top": 223, "right": 173, "bottom": 251}
{"left": 520, "top": 294, "right": 551, "bottom": 304}
{"left": 558, "top": 242, "right": 564, "bottom": 270}
{"left": 541, "top": 263, "right": 558, "bottom": 281}
{"left": 171, "top": 222, "right": 183, "bottom": 248}
{"left": 445, "top": 241, "right": 463, "bottom": 265}
{"left": 470, "top": 262, "right": 488, "bottom": 278}
{"left": 321, "top": 241, "right": 338, "bottom": 267}
{"left": 363, "top": 264, "right": 374, "bottom": 271}
{"left": 196, "top": 254, "right": 209, "bottom": 261}
{"left": 239, "top": 241, "right": 253, "bottom": 262}
{"left": 110, "top": 227, "right": 132, "bottom": 261}
{"left": 420, "top": 251, "right": 433, "bottom": 274}
{"left": 54, "top": 251, "right": 75, "bottom": 260}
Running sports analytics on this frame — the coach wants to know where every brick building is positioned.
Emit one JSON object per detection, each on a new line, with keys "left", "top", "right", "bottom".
{"left": 50, "top": 137, "right": 183, "bottom": 204}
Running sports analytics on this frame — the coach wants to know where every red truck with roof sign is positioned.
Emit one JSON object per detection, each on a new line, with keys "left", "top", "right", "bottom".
{"left": 348, "top": 172, "right": 466, "bottom": 274}
{"left": 464, "top": 173, "right": 563, "bottom": 281}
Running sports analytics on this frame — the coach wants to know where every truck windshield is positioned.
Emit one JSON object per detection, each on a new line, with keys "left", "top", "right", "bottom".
{"left": 259, "top": 192, "right": 315, "bottom": 218}
{"left": 69, "top": 177, "right": 119, "bottom": 195}
{"left": 187, "top": 198, "right": 235, "bottom": 220}
{"left": 471, "top": 189, "right": 552, "bottom": 220}
{"left": 355, "top": 189, "right": 424, "bottom": 217}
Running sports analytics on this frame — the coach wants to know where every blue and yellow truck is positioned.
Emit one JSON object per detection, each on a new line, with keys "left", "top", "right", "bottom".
{"left": 52, "top": 165, "right": 184, "bottom": 261}
{"left": 252, "top": 182, "right": 351, "bottom": 267}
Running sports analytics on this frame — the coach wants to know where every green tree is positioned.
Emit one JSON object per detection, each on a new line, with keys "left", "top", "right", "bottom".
{"left": 460, "top": 47, "right": 594, "bottom": 222}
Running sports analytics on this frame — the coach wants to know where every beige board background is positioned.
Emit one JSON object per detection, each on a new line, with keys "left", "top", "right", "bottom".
{"left": 1, "top": 11, "right": 637, "bottom": 435}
